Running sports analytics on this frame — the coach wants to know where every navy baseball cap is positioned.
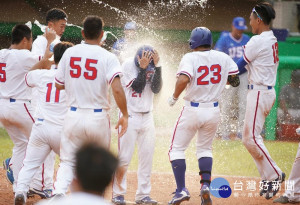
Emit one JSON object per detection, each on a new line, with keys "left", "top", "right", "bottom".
{"left": 232, "top": 17, "right": 247, "bottom": 30}
{"left": 124, "top": 21, "right": 137, "bottom": 30}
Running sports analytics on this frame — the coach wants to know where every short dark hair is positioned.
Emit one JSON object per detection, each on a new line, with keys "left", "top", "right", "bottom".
{"left": 253, "top": 2, "right": 276, "bottom": 25}
{"left": 53, "top": 42, "right": 74, "bottom": 64}
{"left": 83, "top": 16, "right": 103, "bottom": 40}
{"left": 75, "top": 143, "right": 118, "bottom": 194}
{"left": 46, "top": 8, "right": 68, "bottom": 24}
{"left": 11, "top": 24, "right": 32, "bottom": 44}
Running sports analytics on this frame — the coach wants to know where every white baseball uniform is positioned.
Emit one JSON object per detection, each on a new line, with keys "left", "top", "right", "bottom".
{"left": 242, "top": 30, "right": 283, "bottom": 181}
{"left": 15, "top": 67, "right": 67, "bottom": 199}
{"left": 112, "top": 58, "right": 157, "bottom": 200}
{"left": 168, "top": 50, "right": 238, "bottom": 161}
{"left": 0, "top": 48, "right": 39, "bottom": 192}
{"left": 30, "top": 34, "right": 60, "bottom": 192}
{"left": 53, "top": 43, "right": 122, "bottom": 195}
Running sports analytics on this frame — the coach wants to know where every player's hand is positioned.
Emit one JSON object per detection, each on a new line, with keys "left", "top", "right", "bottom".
{"left": 44, "top": 27, "right": 56, "bottom": 44}
{"left": 115, "top": 115, "right": 128, "bottom": 137}
{"left": 168, "top": 95, "right": 178, "bottom": 107}
{"left": 137, "top": 50, "right": 152, "bottom": 69}
{"left": 152, "top": 50, "right": 160, "bottom": 67}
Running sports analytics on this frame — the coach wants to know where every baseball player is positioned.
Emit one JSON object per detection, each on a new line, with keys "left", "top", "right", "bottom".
{"left": 167, "top": 27, "right": 240, "bottom": 205}
{"left": 0, "top": 24, "right": 55, "bottom": 194}
{"left": 214, "top": 17, "right": 250, "bottom": 139}
{"left": 112, "top": 46, "right": 162, "bottom": 205}
{"left": 52, "top": 16, "right": 128, "bottom": 197}
{"left": 112, "top": 21, "right": 138, "bottom": 63}
{"left": 273, "top": 127, "right": 300, "bottom": 204}
{"left": 236, "top": 2, "right": 285, "bottom": 200}
{"left": 26, "top": 8, "right": 68, "bottom": 197}
{"left": 14, "top": 42, "right": 73, "bottom": 205}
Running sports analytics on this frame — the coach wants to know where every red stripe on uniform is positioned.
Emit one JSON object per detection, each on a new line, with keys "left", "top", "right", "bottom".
{"left": 41, "top": 163, "right": 45, "bottom": 190}
{"left": 229, "top": 70, "right": 239, "bottom": 74}
{"left": 168, "top": 107, "right": 185, "bottom": 162}
{"left": 178, "top": 71, "right": 192, "bottom": 80}
{"left": 55, "top": 77, "right": 64, "bottom": 85}
{"left": 243, "top": 54, "right": 250, "bottom": 63}
{"left": 25, "top": 74, "right": 32, "bottom": 88}
{"left": 126, "top": 79, "right": 135, "bottom": 88}
{"left": 109, "top": 72, "right": 121, "bottom": 85}
{"left": 24, "top": 103, "right": 35, "bottom": 123}
{"left": 252, "top": 91, "right": 280, "bottom": 178}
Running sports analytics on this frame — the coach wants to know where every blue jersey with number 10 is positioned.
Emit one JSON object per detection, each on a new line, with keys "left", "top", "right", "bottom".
{"left": 214, "top": 31, "right": 250, "bottom": 63}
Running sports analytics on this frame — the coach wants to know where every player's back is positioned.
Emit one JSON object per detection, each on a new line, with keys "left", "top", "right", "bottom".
{"left": 56, "top": 43, "right": 121, "bottom": 109}
{"left": 26, "top": 68, "right": 67, "bottom": 125}
{"left": 0, "top": 49, "right": 38, "bottom": 100}
{"left": 244, "top": 30, "right": 278, "bottom": 86}
{"left": 178, "top": 50, "right": 238, "bottom": 103}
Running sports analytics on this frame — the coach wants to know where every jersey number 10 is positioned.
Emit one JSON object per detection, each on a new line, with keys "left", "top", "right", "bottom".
{"left": 197, "top": 64, "right": 221, "bottom": 85}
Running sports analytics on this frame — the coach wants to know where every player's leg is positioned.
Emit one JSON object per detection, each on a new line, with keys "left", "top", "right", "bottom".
{"left": 112, "top": 113, "right": 138, "bottom": 200}
{"left": 237, "top": 73, "right": 248, "bottom": 138}
{"left": 169, "top": 107, "right": 197, "bottom": 196}
{"left": 135, "top": 113, "right": 156, "bottom": 202}
{"left": 242, "top": 90, "right": 282, "bottom": 181}
{"left": 15, "top": 122, "right": 53, "bottom": 200}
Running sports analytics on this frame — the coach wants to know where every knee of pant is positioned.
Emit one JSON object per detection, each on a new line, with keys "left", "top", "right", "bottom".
{"left": 243, "top": 140, "right": 263, "bottom": 159}
{"left": 168, "top": 150, "right": 185, "bottom": 161}
{"left": 196, "top": 150, "right": 213, "bottom": 159}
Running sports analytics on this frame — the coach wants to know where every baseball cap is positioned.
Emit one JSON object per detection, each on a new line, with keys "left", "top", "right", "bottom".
{"left": 124, "top": 21, "right": 137, "bottom": 30}
{"left": 232, "top": 17, "right": 247, "bottom": 30}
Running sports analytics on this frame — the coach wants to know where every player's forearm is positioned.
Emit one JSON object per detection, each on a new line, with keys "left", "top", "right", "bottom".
{"left": 30, "top": 58, "right": 52, "bottom": 71}
{"left": 55, "top": 83, "right": 65, "bottom": 90}
{"left": 173, "top": 74, "right": 189, "bottom": 99}
{"left": 111, "top": 77, "right": 128, "bottom": 117}
{"left": 236, "top": 57, "right": 248, "bottom": 75}
{"left": 131, "top": 69, "right": 146, "bottom": 93}
{"left": 151, "top": 67, "right": 162, "bottom": 94}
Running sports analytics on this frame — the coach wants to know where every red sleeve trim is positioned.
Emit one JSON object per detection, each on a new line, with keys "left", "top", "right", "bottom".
{"left": 243, "top": 53, "right": 250, "bottom": 64}
{"left": 109, "top": 72, "right": 121, "bottom": 85}
{"left": 25, "top": 73, "right": 32, "bottom": 88}
{"left": 126, "top": 78, "right": 135, "bottom": 88}
{"left": 229, "top": 70, "right": 239, "bottom": 75}
{"left": 177, "top": 71, "right": 192, "bottom": 80}
{"left": 55, "top": 77, "right": 65, "bottom": 85}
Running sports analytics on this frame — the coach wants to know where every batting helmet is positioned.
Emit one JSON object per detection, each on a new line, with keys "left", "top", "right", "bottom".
{"left": 134, "top": 45, "right": 155, "bottom": 70}
{"left": 189, "top": 27, "right": 212, "bottom": 49}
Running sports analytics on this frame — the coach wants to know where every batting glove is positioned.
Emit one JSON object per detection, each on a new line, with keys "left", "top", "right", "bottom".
{"left": 168, "top": 96, "right": 178, "bottom": 107}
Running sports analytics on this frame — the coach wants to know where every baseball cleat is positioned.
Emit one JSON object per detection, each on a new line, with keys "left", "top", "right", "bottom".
{"left": 14, "top": 193, "right": 25, "bottom": 205}
{"left": 136, "top": 196, "right": 158, "bottom": 204}
{"left": 27, "top": 188, "right": 52, "bottom": 199}
{"left": 168, "top": 187, "right": 190, "bottom": 205}
{"left": 3, "top": 158, "right": 14, "bottom": 184}
{"left": 200, "top": 185, "right": 212, "bottom": 205}
{"left": 265, "top": 172, "right": 286, "bottom": 200}
{"left": 112, "top": 195, "right": 126, "bottom": 205}
{"left": 273, "top": 196, "right": 289, "bottom": 204}
{"left": 259, "top": 180, "right": 267, "bottom": 196}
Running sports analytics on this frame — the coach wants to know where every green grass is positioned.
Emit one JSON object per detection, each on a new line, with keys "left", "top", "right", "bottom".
{"left": 0, "top": 127, "right": 297, "bottom": 179}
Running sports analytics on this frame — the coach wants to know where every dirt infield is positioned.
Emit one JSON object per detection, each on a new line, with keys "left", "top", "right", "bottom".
{"left": 0, "top": 168, "right": 285, "bottom": 205}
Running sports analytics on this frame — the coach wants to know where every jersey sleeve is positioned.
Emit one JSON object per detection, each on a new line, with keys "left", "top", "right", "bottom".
{"left": 177, "top": 54, "right": 194, "bottom": 81}
{"left": 227, "top": 56, "right": 239, "bottom": 75}
{"left": 23, "top": 51, "right": 40, "bottom": 71}
{"left": 106, "top": 54, "right": 122, "bottom": 85}
{"left": 55, "top": 51, "right": 67, "bottom": 85}
{"left": 121, "top": 60, "right": 136, "bottom": 88}
{"left": 25, "top": 70, "right": 43, "bottom": 88}
{"left": 243, "top": 36, "right": 261, "bottom": 63}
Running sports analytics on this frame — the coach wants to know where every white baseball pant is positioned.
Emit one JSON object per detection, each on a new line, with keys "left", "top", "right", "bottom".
{"left": 168, "top": 103, "right": 220, "bottom": 161}
{"left": 16, "top": 120, "right": 62, "bottom": 197}
{"left": 53, "top": 108, "right": 111, "bottom": 195}
{"left": 242, "top": 88, "right": 282, "bottom": 181}
{"left": 112, "top": 112, "right": 155, "bottom": 201}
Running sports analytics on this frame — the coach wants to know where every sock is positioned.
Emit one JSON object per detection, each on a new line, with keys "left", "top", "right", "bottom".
{"left": 198, "top": 157, "right": 212, "bottom": 187}
{"left": 171, "top": 159, "right": 186, "bottom": 192}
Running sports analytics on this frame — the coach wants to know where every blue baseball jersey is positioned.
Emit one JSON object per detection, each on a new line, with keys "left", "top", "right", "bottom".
{"left": 214, "top": 31, "right": 250, "bottom": 63}
{"left": 112, "top": 38, "right": 126, "bottom": 56}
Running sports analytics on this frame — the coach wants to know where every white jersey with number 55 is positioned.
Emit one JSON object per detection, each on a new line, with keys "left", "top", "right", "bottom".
{"left": 243, "top": 30, "right": 278, "bottom": 87}
{"left": 55, "top": 43, "right": 122, "bottom": 109}
{"left": 177, "top": 50, "right": 239, "bottom": 103}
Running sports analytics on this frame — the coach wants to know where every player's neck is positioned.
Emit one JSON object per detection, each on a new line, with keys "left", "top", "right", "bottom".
{"left": 231, "top": 32, "right": 242, "bottom": 40}
{"left": 10, "top": 44, "right": 27, "bottom": 50}
{"left": 257, "top": 26, "right": 270, "bottom": 35}
{"left": 84, "top": 39, "right": 100, "bottom": 45}
{"left": 193, "top": 47, "right": 211, "bottom": 52}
